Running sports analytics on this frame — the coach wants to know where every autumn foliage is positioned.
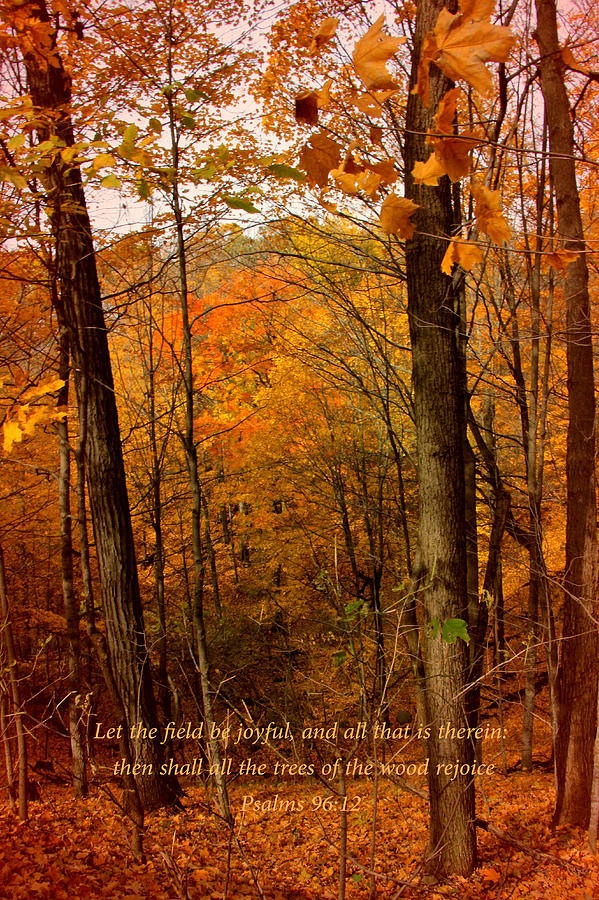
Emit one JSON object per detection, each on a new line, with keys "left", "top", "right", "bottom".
{"left": 1, "top": 0, "right": 599, "bottom": 895}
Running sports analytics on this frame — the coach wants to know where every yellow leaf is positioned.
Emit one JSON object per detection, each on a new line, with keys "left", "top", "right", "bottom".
{"left": 471, "top": 181, "right": 510, "bottom": 243}
{"left": 22, "top": 376, "right": 65, "bottom": 402}
{"left": 353, "top": 15, "right": 405, "bottom": 91}
{"left": 379, "top": 193, "right": 419, "bottom": 238}
{"left": 412, "top": 154, "right": 446, "bottom": 186}
{"left": 3, "top": 420, "right": 23, "bottom": 453}
{"left": 309, "top": 17, "right": 339, "bottom": 54}
{"left": 299, "top": 132, "right": 342, "bottom": 187}
{"left": 92, "top": 153, "right": 116, "bottom": 171}
{"left": 19, "top": 405, "right": 51, "bottom": 437}
{"left": 414, "top": 33, "right": 439, "bottom": 106}
{"left": 441, "top": 237, "right": 483, "bottom": 274}
{"left": 331, "top": 168, "right": 360, "bottom": 194}
{"left": 330, "top": 149, "right": 365, "bottom": 195}
{"left": 546, "top": 248, "right": 578, "bottom": 273}
{"left": 318, "top": 195, "right": 338, "bottom": 214}
{"left": 415, "top": 0, "right": 514, "bottom": 104}
{"left": 435, "top": 3, "right": 514, "bottom": 94}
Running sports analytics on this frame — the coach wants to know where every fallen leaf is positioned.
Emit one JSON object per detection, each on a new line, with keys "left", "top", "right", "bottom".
{"left": 353, "top": 15, "right": 405, "bottom": 91}
{"left": 3, "top": 419, "right": 22, "bottom": 453}
{"left": 368, "top": 158, "right": 399, "bottom": 185}
{"left": 317, "top": 79, "right": 333, "bottom": 108}
{"left": 22, "top": 376, "right": 65, "bottom": 401}
{"left": 480, "top": 866, "right": 501, "bottom": 883}
{"left": 379, "top": 193, "right": 419, "bottom": 238}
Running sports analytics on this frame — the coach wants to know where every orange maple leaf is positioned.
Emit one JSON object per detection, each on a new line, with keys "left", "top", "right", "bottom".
{"left": 352, "top": 89, "right": 397, "bottom": 117}
{"left": 368, "top": 159, "right": 399, "bottom": 185}
{"left": 379, "top": 193, "right": 419, "bottom": 238}
{"left": 546, "top": 248, "right": 578, "bottom": 273}
{"left": 441, "top": 236, "right": 483, "bottom": 273}
{"left": 294, "top": 80, "right": 333, "bottom": 125}
{"left": 434, "top": 87, "right": 462, "bottom": 134}
{"left": 412, "top": 154, "right": 447, "bottom": 186}
{"left": 299, "top": 132, "right": 342, "bottom": 187}
{"left": 309, "top": 17, "right": 339, "bottom": 54}
{"left": 428, "top": 132, "right": 482, "bottom": 181}
{"left": 415, "top": 0, "right": 514, "bottom": 105}
{"left": 471, "top": 181, "right": 510, "bottom": 243}
{"left": 353, "top": 15, "right": 405, "bottom": 91}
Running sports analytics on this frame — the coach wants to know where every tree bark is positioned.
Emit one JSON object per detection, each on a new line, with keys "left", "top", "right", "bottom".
{"left": 403, "top": 0, "right": 476, "bottom": 876}
{"left": 0, "top": 539, "right": 28, "bottom": 820}
{"left": 16, "top": 0, "right": 178, "bottom": 810}
{"left": 56, "top": 317, "right": 87, "bottom": 798}
{"left": 534, "top": 0, "right": 599, "bottom": 829}
{"left": 165, "top": 26, "right": 230, "bottom": 820}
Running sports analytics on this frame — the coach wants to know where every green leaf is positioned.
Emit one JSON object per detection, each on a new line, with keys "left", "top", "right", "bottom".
{"left": 223, "top": 195, "right": 259, "bottom": 214}
{"left": 266, "top": 163, "right": 306, "bottom": 183}
{"left": 180, "top": 113, "right": 195, "bottom": 129}
{"left": 136, "top": 179, "right": 151, "bottom": 199}
{"left": 344, "top": 599, "right": 363, "bottom": 617}
{"left": 351, "top": 874, "right": 363, "bottom": 884}
{"left": 442, "top": 618, "right": 470, "bottom": 645}
{"left": 184, "top": 88, "right": 209, "bottom": 103}
{"left": 332, "top": 649, "right": 347, "bottom": 668}
{"left": 428, "top": 617, "right": 440, "bottom": 640}
{"left": 192, "top": 162, "right": 216, "bottom": 181}
{"left": 148, "top": 118, "right": 162, "bottom": 133}
{"left": 101, "top": 173, "right": 121, "bottom": 189}
{"left": 123, "top": 123, "right": 138, "bottom": 144}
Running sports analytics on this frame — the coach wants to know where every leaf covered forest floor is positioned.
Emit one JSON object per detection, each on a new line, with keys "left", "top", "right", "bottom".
{"left": 1, "top": 701, "right": 599, "bottom": 900}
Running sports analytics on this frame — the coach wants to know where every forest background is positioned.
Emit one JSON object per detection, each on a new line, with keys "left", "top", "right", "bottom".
{"left": 1, "top": 0, "right": 599, "bottom": 897}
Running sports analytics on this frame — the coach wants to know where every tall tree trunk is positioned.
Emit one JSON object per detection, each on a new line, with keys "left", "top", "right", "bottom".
{"left": 15, "top": 0, "right": 178, "bottom": 810}
{"left": 143, "top": 284, "right": 171, "bottom": 731}
{"left": 165, "top": 17, "right": 230, "bottom": 820}
{"left": 0, "top": 691, "right": 15, "bottom": 812}
{"left": 534, "top": 0, "right": 599, "bottom": 829}
{"left": 0, "top": 539, "right": 28, "bottom": 820}
{"left": 56, "top": 316, "right": 87, "bottom": 798}
{"left": 403, "top": 0, "right": 476, "bottom": 876}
